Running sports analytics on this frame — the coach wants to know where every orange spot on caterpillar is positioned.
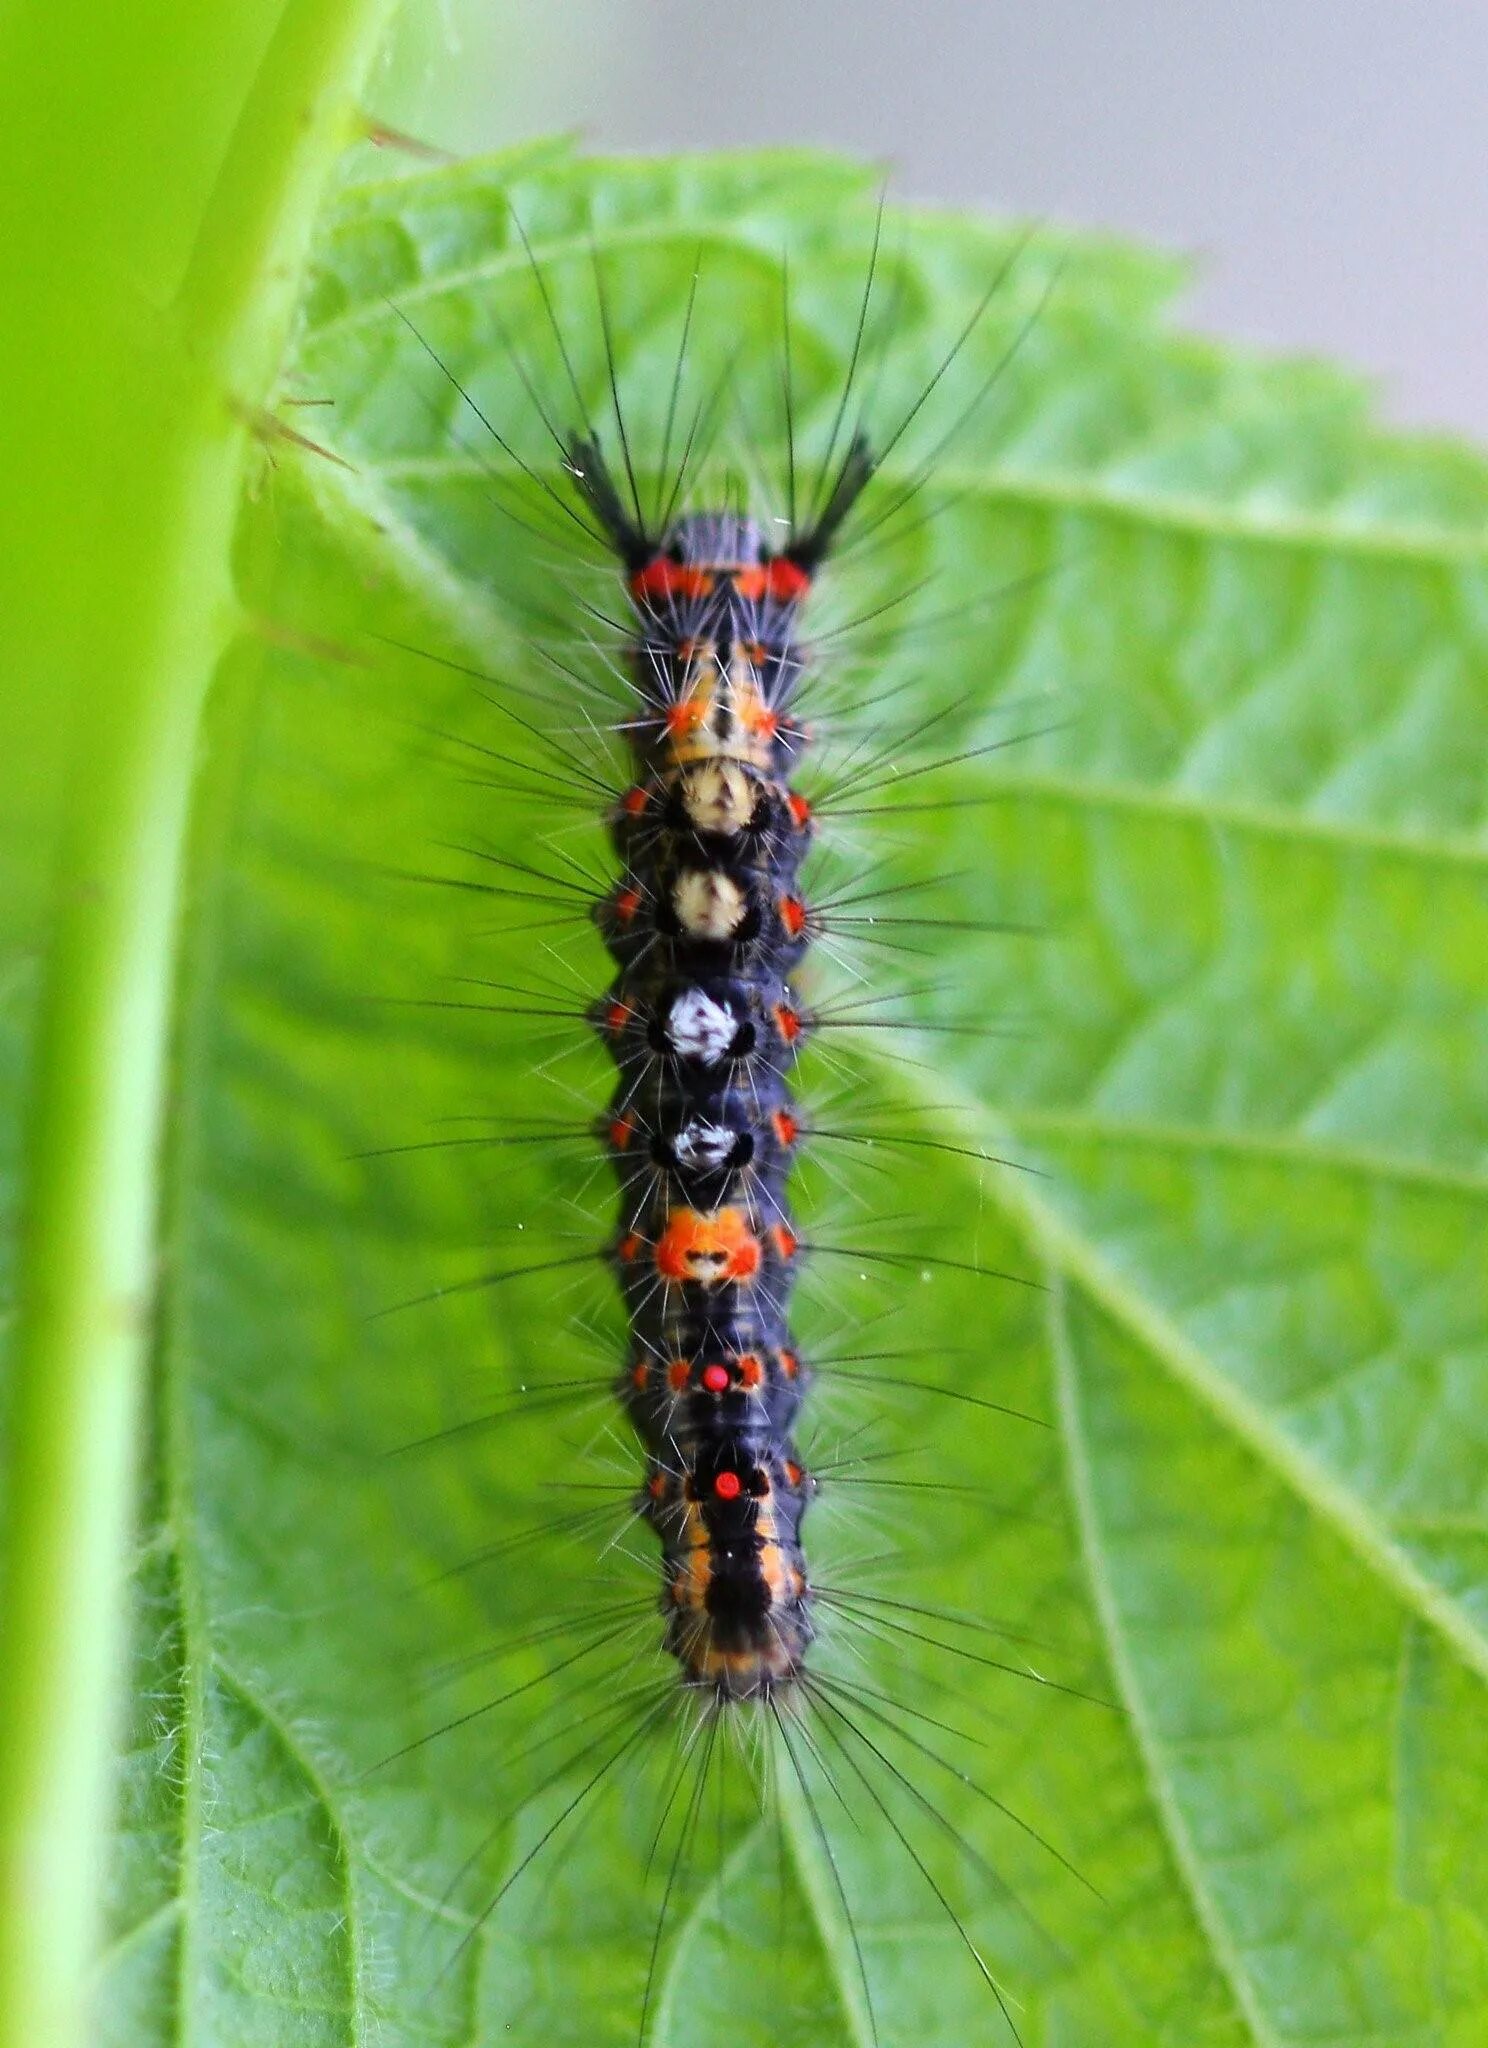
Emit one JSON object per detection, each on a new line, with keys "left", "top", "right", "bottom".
{"left": 667, "top": 1357, "right": 691, "bottom": 1393}
{"left": 738, "top": 695, "right": 779, "bottom": 737}
{"left": 665, "top": 698, "right": 707, "bottom": 738}
{"left": 613, "top": 887, "right": 642, "bottom": 925}
{"left": 701, "top": 1362, "right": 730, "bottom": 1393}
{"left": 779, "top": 896, "right": 807, "bottom": 940}
{"left": 713, "top": 1470, "right": 742, "bottom": 1502}
{"left": 770, "top": 1224, "right": 799, "bottom": 1262}
{"left": 778, "top": 1348, "right": 799, "bottom": 1378}
{"left": 616, "top": 1233, "right": 643, "bottom": 1265}
{"left": 654, "top": 1208, "right": 762, "bottom": 1285}
{"left": 784, "top": 1459, "right": 805, "bottom": 1488}
{"left": 609, "top": 1116, "right": 636, "bottom": 1151}
{"left": 736, "top": 1352, "right": 763, "bottom": 1389}
{"left": 733, "top": 559, "right": 810, "bottom": 604}
{"left": 773, "top": 1004, "right": 801, "bottom": 1044}
{"left": 620, "top": 784, "right": 650, "bottom": 818}
{"left": 630, "top": 1361, "right": 648, "bottom": 1391}
{"left": 647, "top": 1471, "right": 666, "bottom": 1499}
{"left": 772, "top": 1109, "right": 800, "bottom": 1148}
{"left": 787, "top": 791, "right": 812, "bottom": 830}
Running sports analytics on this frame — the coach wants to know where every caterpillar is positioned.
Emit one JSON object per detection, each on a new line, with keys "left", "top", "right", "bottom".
{"left": 578, "top": 416, "right": 866, "bottom": 1707}
{"left": 354, "top": 187, "right": 1100, "bottom": 2048}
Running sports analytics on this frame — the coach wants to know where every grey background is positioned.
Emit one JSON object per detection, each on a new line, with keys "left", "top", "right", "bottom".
{"left": 383, "top": 0, "right": 1483, "bottom": 438}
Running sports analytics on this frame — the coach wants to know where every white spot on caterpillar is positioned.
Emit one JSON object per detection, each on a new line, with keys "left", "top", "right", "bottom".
{"left": 666, "top": 988, "right": 736, "bottom": 1065}
{"left": 673, "top": 869, "right": 747, "bottom": 941}
{"left": 671, "top": 1119, "right": 737, "bottom": 1171}
{"left": 680, "top": 762, "right": 756, "bottom": 835}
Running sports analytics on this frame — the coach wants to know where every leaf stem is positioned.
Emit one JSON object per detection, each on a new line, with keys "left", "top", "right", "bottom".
{"left": 0, "top": 5, "right": 395, "bottom": 2044}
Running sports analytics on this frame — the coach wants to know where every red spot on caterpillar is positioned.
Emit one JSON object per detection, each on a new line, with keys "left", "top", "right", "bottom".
{"left": 784, "top": 1459, "right": 805, "bottom": 1488}
{"left": 736, "top": 1352, "right": 763, "bottom": 1388}
{"left": 770, "top": 1224, "right": 799, "bottom": 1262}
{"left": 631, "top": 1361, "right": 648, "bottom": 1391}
{"left": 616, "top": 1233, "right": 643, "bottom": 1265}
{"left": 738, "top": 696, "right": 779, "bottom": 738}
{"left": 779, "top": 896, "right": 807, "bottom": 940}
{"left": 631, "top": 558, "right": 714, "bottom": 602}
{"left": 772, "top": 1004, "right": 801, "bottom": 1044}
{"left": 733, "top": 559, "right": 811, "bottom": 604}
{"left": 609, "top": 1116, "right": 636, "bottom": 1151}
{"left": 620, "top": 784, "right": 650, "bottom": 817}
{"left": 766, "top": 557, "right": 811, "bottom": 602}
{"left": 713, "top": 1470, "right": 742, "bottom": 1502}
{"left": 647, "top": 1471, "right": 667, "bottom": 1500}
{"left": 654, "top": 1208, "right": 762, "bottom": 1285}
{"left": 613, "top": 887, "right": 642, "bottom": 925}
{"left": 772, "top": 1109, "right": 800, "bottom": 1147}
{"left": 701, "top": 1362, "right": 730, "bottom": 1393}
{"left": 787, "top": 791, "right": 812, "bottom": 830}
{"left": 668, "top": 1357, "right": 691, "bottom": 1393}
{"left": 604, "top": 1001, "right": 631, "bottom": 1036}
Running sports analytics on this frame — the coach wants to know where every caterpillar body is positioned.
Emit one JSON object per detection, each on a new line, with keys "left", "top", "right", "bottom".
{"left": 357, "top": 196, "right": 1096, "bottom": 2048}
{"left": 581, "top": 440, "right": 868, "bottom": 1706}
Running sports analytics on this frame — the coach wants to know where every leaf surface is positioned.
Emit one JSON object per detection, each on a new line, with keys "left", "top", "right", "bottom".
{"left": 8, "top": 143, "right": 1487, "bottom": 2046}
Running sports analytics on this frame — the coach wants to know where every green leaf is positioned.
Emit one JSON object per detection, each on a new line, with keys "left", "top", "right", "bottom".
{"left": 9, "top": 140, "right": 1488, "bottom": 2046}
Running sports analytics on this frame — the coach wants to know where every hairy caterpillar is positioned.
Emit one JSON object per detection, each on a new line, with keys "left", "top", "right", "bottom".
{"left": 578, "top": 401, "right": 868, "bottom": 1709}
{"left": 348, "top": 175, "right": 1101, "bottom": 2048}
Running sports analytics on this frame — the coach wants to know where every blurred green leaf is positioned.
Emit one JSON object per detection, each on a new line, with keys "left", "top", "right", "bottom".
{"left": 0, "top": 6, "right": 396, "bottom": 2046}
{"left": 10, "top": 139, "right": 1488, "bottom": 2045}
